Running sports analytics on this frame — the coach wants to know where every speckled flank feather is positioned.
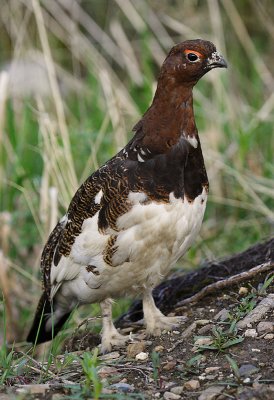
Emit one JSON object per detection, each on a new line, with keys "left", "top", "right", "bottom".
{"left": 27, "top": 39, "right": 227, "bottom": 350}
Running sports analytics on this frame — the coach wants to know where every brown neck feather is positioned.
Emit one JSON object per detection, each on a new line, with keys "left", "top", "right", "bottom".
{"left": 139, "top": 78, "right": 198, "bottom": 154}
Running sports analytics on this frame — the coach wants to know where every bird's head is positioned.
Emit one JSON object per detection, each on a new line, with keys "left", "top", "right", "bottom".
{"left": 160, "top": 39, "right": 227, "bottom": 86}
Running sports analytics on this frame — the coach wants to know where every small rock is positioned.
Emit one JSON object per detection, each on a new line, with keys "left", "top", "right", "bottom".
{"left": 173, "top": 330, "right": 180, "bottom": 334}
{"left": 127, "top": 341, "right": 146, "bottom": 358}
{"left": 184, "top": 379, "right": 200, "bottom": 390}
{"left": 110, "top": 383, "right": 134, "bottom": 393}
{"left": 170, "top": 386, "right": 184, "bottom": 395}
{"left": 16, "top": 385, "right": 50, "bottom": 394}
{"left": 98, "top": 366, "right": 118, "bottom": 378}
{"left": 239, "top": 364, "right": 259, "bottom": 377}
{"left": 198, "top": 324, "right": 213, "bottom": 335}
{"left": 135, "top": 351, "right": 148, "bottom": 361}
{"left": 257, "top": 321, "right": 273, "bottom": 334}
{"left": 154, "top": 345, "right": 165, "bottom": 352}
{"left": 163, "top": 391, "right": 181, "bottom": 400}
{"left": 205, "top": 366, "right": 220, "bottom": 373}
{"left": 163, "top": 360, "right": 177, "bottom": 371}
{"left": 239, "top": 286, "right": 249, "bottom": 295}
{"left": 243, "top": 377, "right": 251, "bottom": 384}
{"left": 100, "top": 351, "right": 120, "bottom": 360}
{"left": 214, "top": 308, "right": 230, "bottom": 321}
{"left": 198, "top": 385, "right": 224, "bottom": 400}
{"left": 205, "top": 374, "right": 217, "bottom": 380}
{"left": 192, "top": 337, "right": 213, "bottom": 351}
{"left": 264, "top": 333, "right": 274, "bottom": 340}
{"left": 244, "top": 328, "right": 258, "bottom": 338}
{"left": 52, "top": 395, "right": 63, "bottom": 400}
{"left": 237, "top": 294, "right": 274, "bottom": 329}
{"left": 251, "top": 348, "right": 261, "bottom": 352}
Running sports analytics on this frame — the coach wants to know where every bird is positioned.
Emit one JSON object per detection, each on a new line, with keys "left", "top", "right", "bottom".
{"left": 27, "top": 39, "right": 227, "bottom": 353}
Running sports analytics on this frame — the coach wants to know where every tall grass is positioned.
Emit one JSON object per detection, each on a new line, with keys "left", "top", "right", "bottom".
{"left": 0, "top": 0, "right": 273, "bottom": 344}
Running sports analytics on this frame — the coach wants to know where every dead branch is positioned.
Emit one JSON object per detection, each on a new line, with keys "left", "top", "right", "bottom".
{"left": 176, "top": 262, "right": 274, "bottom": 307}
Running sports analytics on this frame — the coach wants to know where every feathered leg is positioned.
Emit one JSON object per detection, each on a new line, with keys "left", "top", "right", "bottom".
{"left": 142, "top": 290, "right": 185, "bottom": 336}
{"left": 100, "top": 298, "right": 130, "bottom": 353}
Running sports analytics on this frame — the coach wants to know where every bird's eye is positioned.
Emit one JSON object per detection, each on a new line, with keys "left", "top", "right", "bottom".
{"left": 187, "top": 53, "right": 199, "bottom": 62}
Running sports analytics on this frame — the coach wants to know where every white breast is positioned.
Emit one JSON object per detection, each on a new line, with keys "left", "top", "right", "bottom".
{"left": 53, "top": 189, "right": 207, "bottom": 304}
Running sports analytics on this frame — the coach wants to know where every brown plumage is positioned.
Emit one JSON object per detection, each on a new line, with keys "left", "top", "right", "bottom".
{"left": 27, "top": 39, "right": 227, "bottom": 352}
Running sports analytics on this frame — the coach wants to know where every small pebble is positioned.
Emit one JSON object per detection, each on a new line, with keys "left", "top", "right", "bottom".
{"left": 205, "top": 374, "right": 217, "bottom": 380}
{"left": 257, "top": 321, "right": 273, "bottom": 334}
{"left": 213, "top": 308, "right": 230, "bottom": 321}
{"left": 154, "top": 345, "right": 165, "bottom": 352}
{"left": 163, "top": 361, "right": 177, "bottom": 371}
{"left": 16, "top": 385, "right": 50, "bottom": 394}
{"left": 198, "top": 385, "right": 224, "bottom": 400}
{"left": 244, "top": 329, "right": 258, "bottom": 338}
{"left": 127, "top": 341, "right": 146, "bottom": 358}
{"left": 239, "top": 286, "right": 248, "bottom": 295}
{"left": 100, "top": 351, "right": 120, "bottom": 360}
{"left": 251, "top": 348, "right": 261, "bottom": 352}
{"left": 205, "top": 366, "right": 220, "bottom": 373}
{"left": 238, "top": 364, "right": 259, "bottom": 377}
{"left": 110, "top": 383, "right": 134, "bottom": 393}
{"left": 192, "top": 337, "right": 213, "bottom": 351}
{"left": 184, "top": 379, "right": 200, "bottom": 390}
{"left": 135, "top": 352, "right": 148, "bottom": 361}
{"left": 52, "top": 395, "right": 63, "bottom": 400}
{"left": 243, "top": 377, "right": 251, "bottom": 384}
{"left": 98, "top": 366, "right": 118, "bottom": 378}
{"left": 163, "top": 392, "right": 181, "bottom": 400}
{"left": 170, "top": 386, "right": 184, "bottom": 395}
{"left": 198, "top": 324, "right": 213, "bottom": 335}
{"left": 264, "top": 333, "right": 274, "bottom": 340}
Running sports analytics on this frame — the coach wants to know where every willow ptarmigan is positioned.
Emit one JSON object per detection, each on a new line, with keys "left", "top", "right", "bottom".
{"left": 27, "top": 39, "right": 227, "bottom": 353}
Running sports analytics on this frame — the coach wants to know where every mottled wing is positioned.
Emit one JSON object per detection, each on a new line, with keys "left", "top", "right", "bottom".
{"left": 41, "top": 169, "right": 103, "bottom": 297}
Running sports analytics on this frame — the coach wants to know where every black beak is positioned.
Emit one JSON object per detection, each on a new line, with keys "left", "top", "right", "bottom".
{"left": 207, "top": 52, "right": 227, "bottom": 69}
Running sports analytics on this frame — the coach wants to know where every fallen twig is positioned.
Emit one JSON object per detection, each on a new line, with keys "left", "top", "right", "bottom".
{"left": 176, "top": 262, "right": 274, "bottom": 307}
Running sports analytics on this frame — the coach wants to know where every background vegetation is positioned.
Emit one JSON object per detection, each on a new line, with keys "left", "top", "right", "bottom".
{"left": 0, "top": 0, "right": 273, "bottom": 345}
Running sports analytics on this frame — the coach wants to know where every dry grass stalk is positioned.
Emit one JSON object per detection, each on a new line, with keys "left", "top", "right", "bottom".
{"left": 31, "top": 0, "right": 78, "bottom": 192}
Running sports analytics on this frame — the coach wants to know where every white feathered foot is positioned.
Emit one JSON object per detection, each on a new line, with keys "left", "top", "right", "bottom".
{"left": 143, "top": 290, "right": 186, "bottom": 336}
{"left": 100, "top": 298, "right": 132, "bottom": 354}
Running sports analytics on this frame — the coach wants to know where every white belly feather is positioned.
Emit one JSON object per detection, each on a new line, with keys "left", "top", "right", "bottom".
{"left": 52, "top": 188, "right": 207, "bottom": 305}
